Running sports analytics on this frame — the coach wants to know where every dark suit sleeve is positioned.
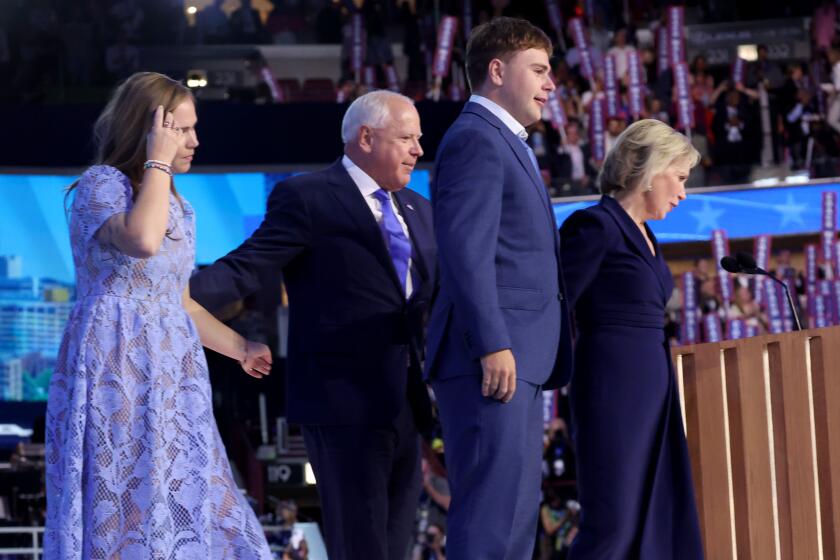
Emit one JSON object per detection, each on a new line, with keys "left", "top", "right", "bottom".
{"left": 559, "top": 209, "right": 608, "bottom": 307}
{"left": 583, "top": 146, "right": 598, "bottom": 180}
{"left": 434, "top": 129, "right": 509, "bottom": 358}
{"left": 190, "top": 182, "right": 311, "bottom": 311}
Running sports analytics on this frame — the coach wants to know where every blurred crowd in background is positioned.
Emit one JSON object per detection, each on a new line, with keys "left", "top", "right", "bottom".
{"left": 6, "top": 0, "right": 840, "bottom": 194}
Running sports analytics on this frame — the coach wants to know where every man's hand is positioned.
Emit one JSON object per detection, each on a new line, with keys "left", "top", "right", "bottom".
{"left": 480, "top": 349, "right": 516, "bottom": 403}
{"left": 240, "top": 340, "right": 273, "bottom": 379}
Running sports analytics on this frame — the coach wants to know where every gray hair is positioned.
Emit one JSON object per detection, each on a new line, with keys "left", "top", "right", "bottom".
{"left": 599, "top": 119, "right": 700, "bottom": 196}
{"left": 341, "top": 90, "right": 415, "bottom": 144}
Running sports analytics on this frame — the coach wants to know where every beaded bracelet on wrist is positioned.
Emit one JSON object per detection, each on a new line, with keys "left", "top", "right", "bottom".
{"left": 143, "top": 160, "right": 173, "bottom": 177}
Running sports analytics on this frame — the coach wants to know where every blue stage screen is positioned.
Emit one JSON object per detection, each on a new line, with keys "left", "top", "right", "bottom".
{"left": 0, "top": 170, "right": 833, "bottom": 404}
{"left": 0, "top": 169, "right": 430, "bottom": 403}
{"left": 553, "top": 183, "right": 840, "bottom": 242}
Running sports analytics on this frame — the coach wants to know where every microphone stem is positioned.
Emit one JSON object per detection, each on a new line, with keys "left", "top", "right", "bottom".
{"left": 783, "top": 284, "right": 803, "bottom": 331}
{"left": 767, "top": 274, "right": 802, "bottom": 331}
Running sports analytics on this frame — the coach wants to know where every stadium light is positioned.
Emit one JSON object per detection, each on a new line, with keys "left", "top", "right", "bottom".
{"left": 737, "top": 44, "right": 758, "bottom": 61}
{"left": 186, "top": 69, "right": 208, "bottom": 88}
{"left": 304, "top": 462, "right": 317, "bottom": 485}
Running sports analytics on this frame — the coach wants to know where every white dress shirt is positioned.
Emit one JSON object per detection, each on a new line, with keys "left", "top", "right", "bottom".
{"left": 607, "top": 45, "right": 635, "bottom": 80}
{"left": 469, "top": 94, "right": 528, "bottom": 140}
{"left": 559, "top": 143, "right": 585, "bottom": 180}
{"left": 342, "top": 155, "right": 414, "bottom": 298}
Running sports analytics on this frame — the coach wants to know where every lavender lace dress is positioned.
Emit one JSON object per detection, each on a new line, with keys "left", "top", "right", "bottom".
{"left": 45, "top": 165, "right": 272, "bottom": 559}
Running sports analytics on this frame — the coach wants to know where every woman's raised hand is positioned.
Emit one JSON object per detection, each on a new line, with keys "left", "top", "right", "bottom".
{"left": 146, "top": 105, "right": 184, "bottom": 165}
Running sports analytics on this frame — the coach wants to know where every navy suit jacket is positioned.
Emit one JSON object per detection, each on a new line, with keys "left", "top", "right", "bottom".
{"left": 425, "top": 101, "right": 573, "bottom": 389}
{"left": 190, "top": 160, "right": 437, "bottom": 428}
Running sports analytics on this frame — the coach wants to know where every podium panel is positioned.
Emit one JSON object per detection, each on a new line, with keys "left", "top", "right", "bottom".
{"left": 673, "top": 326, "right": 840, "bottom": 560}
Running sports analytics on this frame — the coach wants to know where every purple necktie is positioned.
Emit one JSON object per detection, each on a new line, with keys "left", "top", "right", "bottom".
{"left": 374, "top": 189, "right": 412, "bottom": 296}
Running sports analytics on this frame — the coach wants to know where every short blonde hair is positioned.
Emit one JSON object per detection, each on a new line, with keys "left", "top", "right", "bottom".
{"left": 599, "top": 119, "right": 700, "bottom": 196}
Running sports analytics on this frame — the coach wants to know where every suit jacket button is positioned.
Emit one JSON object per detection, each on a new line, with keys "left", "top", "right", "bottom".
{"left": 557, "top": 293, "right": 563, "bottom": 301}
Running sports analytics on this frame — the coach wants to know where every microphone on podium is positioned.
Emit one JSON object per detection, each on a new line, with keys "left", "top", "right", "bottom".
{"left": 719, "top": 252, "right": 802, "bottom": 331}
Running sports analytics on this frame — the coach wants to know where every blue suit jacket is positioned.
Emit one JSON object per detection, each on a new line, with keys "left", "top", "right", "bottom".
{"left": 425, "top": 101, "right": 573, "bottom": 389}
{"left": 189, "top": 160, "right": 437, "bottom": 428}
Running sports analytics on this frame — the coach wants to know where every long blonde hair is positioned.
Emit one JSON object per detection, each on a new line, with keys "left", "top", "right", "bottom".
{"left": 68, "top": 72, "right": 194, "bottom": 200}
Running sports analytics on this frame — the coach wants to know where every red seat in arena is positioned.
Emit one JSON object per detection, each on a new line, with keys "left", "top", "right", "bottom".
{"left": 276, "top": 78, "right": 301, "bottom": 102}
{"left": 301, "top": 78, "right": 337, "bottom": 102}
{"left": 402, "top": 81, "right": 427, "bottom": 101}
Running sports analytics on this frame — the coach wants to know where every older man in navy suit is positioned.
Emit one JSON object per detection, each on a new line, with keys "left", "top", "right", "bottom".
{"left": 190, "top": 90, "right": 435, "bottom": 560}
{"left": 425, "top": 18, "right": 573, "bottom": 559}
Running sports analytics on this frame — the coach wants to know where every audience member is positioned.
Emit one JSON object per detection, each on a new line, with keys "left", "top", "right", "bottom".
{"left": 604, "top": 114, "right": 627, "bottom": 154}
{"left": 231, "top": 0, "right": 268, "bottom": 44}
{"left": 824, "top": 47, "right": 840, "bottom": 136}
{"left": 693, "top": 258, "right": 713, "bottom": 284}
{"left": 565, "top": 25, "right": 605, "bottom": 77}
{"left": 108, "top": 0, "right": 145, "bottom": 42}
{"left": 555, "top": 119, "right": 598, "bottom": 195}
{"left": 646, "top": 96, "right": 670, "bottom": 123}
{"left": 812, "top": 0, "right": 838, "bottom": 53}
{"left": 105, "top": 32, "right": 139, "bottom": 81}
{"left": 364, "top": 0, "right": 395, "bottom": 80}
{"left": 196, "top": 0, "right": 231, "bottom": 45}
{"left": 275, "top": 500, "right": 309, "bottom": 560}
{"left": 690, "top": 55, "right": 715, "bottom": 108}
{"left": 587, "top": 15, "right": 612, "bottom": 55}
{"left": 784, "top": 86, "right": 819, "bottom": 169}
{"left": 412, "top": 523, "right": 446, "bottom": 560}
{"left": 316, "top": 0, "right": 346, "bottom": 43}
{"left": 266, "top": 2, "right": 306, "bottom": 44}
{"left": 145, "top": 0, "right": 188, "bottom": 46}
{"left": 538, "top": 491, "right": 580, "bottom": 560}
{"left": 607, "top": 28, "right": 635, "bottom": 82}
{"left": 699, "top": 278, "right": 723, "bottom": 315}
{"left": 420, "top": 457, "right": 450, "bottom": 530}
{"left": 728, "top": 284, "right": 765, "bottom": 332}
{"left": 543, "top": 418, "right": 576, "bottom": 484}
{"left": 747, "top": 44, "right": 785, "bottom": 90}
{"left": 712, "top": 87, "right": 759, "bottom": 183}
{"left": 399, "top": 0, "right": 426, "bottom": 83}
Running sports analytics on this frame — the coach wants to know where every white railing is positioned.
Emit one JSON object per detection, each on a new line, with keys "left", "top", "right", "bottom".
{"left": 0, "top": 526, "right": 43, "bottom": 559}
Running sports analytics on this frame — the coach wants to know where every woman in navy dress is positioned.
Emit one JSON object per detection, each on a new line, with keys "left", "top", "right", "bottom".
{"left": 560, "top": 119, "right": 704, "bottom": 559}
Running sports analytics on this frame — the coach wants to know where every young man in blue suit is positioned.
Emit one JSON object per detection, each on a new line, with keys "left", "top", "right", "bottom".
{"left": 425, "top": 18, "right": 574, "bottom": 558}
{"left": 189, "top": 91, "right": 436, "bottom": 560}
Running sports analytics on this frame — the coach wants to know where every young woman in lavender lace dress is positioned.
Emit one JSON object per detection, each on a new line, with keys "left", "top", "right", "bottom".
{"left": 45, "top": 72, "right": 274, "bottom": 559}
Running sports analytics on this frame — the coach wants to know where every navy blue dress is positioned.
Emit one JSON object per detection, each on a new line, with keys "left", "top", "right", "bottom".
{"left": 560, "top": 196, "right": 703, "bottom": 559}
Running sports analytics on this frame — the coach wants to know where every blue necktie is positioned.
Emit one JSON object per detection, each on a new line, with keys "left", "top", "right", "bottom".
{"left": 518, "top": 136, "right": 541, "bottom": 177}
{"left": 374, "top": 189, "right": 412, "bottom": 296}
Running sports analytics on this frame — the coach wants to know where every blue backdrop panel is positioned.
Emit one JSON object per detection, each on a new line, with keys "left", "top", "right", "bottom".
{"left": 0, "top": 169, "right": 431, "bottom": 403}
{"left": 553, "top": 183, "right": 838, "bottom": 242}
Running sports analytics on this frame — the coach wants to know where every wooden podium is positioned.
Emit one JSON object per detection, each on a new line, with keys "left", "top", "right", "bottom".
{"left": 672, "top": 326, "right": 840, "bottom": 559}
